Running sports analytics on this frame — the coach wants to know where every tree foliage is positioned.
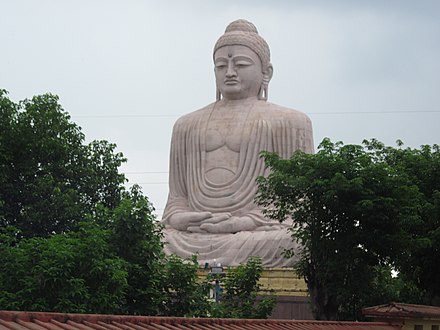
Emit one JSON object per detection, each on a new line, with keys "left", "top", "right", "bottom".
{"left": 0, "top": 90, "right": 208, "bottom": 316}
{"left": 94, "top": 185, "right": 166, "bottom": 315}
{"left": 0, "top": 89, "right": 273, "bottom": 318}
{"left": 257, "top": 138, "right": 434, "bottom": 320}
{"left": 159, "top": 255, "right": 212, "bottom": 317}
{"left": 0, "top": 89, "right": 126, "bottom": 238}
{"left": 211, "top": 257, "right": 276, "bottom": 319}
{"left": 382, "top": 143, "right": 440, "bottom": 305}
{"left": 0, "top": 223, "right": 128, "bottom": 313}
{"left": 0, "top": 184, "right": 166, "bottom": 315}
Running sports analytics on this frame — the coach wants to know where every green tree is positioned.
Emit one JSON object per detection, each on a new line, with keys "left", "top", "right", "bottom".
{"left": 0, "top": 90, "right": 274, "bottom": 317}
{"left": 106, "top": 185, "right": 165, "bottom": 315}
{"left": 211, "top": 257, "right": 276, "bottom": 319}
{"left": 159, "top": 255, "right": 211, "bottom": 317}
{"left": 0, "top": 90, "right": 126, "bottom": 238}
{"left": 257, "top": 138, "right": 422, "bottom": 320}
{"left": 0, "top": 223, "right": 128, "bottom": 313}
{"left": 383, "top": 144, "right": 440, "bottom": 305}
{"left": 0, "top": 186, "right": 210, "bottom": 316}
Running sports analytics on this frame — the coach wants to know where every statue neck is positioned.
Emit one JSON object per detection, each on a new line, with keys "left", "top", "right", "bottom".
{"left": 218, "top": 96, "right": 260, "bottom": 107}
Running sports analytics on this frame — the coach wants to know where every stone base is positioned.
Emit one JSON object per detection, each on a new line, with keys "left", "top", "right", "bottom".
{"left": 198, "top": 267, "right": 308, "bottom": 295}
{"left": 198, "top": 267, "right": 313, "bottom": 319}
{"left": 259, "top": 267, "right": 308, "bottom": 296}
{"left": 260, "top": 295, "right": 314, "bottom": 320}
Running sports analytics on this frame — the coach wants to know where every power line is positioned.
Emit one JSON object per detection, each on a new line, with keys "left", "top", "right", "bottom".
{"left": 126, "top": 182, "right": 168, "bottom": 185}
{"left": 124, "top": 171, "right": 168, "bottom": 174}
{"left": 73, "top": 114, "right": 179, "bottom": 118}
{"left": 308, "top": 110, "right": 440, "bottom": 115}
{"left": 72, "top": 110, "right": 440, "bottom": 118}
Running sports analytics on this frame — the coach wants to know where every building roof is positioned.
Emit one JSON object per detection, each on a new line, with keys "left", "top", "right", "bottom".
{"left": 0, "top": 311, "right": 401, "bottom": 330}
{"left": 363, "top": 302, "right": 440, "bottom": 320}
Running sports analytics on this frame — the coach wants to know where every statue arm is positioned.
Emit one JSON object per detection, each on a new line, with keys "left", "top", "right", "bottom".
{"left": 161, "top": 117, "right": 191, "bottom": 226}
{"left": 272, "top": 110, "right": 314, "bottom": 159}
{"left": 162, "top": 113, "right": 232, "bottom": 231}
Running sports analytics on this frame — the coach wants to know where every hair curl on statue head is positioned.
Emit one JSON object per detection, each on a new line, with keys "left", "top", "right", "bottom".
{"left": 213, "top": 19, "right": 271, "bottom": 70}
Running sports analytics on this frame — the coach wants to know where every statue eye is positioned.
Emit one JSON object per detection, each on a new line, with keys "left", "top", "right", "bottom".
{"left": 235, "top": 60, "right": 252, "bottom": 68}
{"left": 215, "top": 62, "right": 227, "bottom": 69}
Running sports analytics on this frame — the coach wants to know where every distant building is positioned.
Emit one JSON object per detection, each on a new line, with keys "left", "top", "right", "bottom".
{"left": 2, "top": 302, "right": 440, "bottom": 330}
{"left": 363, "top": 302, "right": 440, "bottom": 330}
{"left": 0, "top": 310, "right": 399, "bottom": 330}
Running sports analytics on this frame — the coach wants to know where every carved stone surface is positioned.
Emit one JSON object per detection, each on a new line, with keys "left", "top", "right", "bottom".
{"left": 161, "top": 19, "right": 314, "bottom": 267}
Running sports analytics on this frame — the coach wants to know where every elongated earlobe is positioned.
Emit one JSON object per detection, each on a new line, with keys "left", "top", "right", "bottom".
{"left": 258, "top": 80, "right": 269, "bottom": 101}
{"left": 216, "top": 87, "right": 222, "bottom": 101}
{"left": 258, "top": 64, "right": 273, "bottom": 101}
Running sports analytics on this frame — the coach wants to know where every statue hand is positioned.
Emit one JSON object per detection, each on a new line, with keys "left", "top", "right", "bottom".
{"left": 187, "top": 213, "right": 232, "bottom": 233}
{"left": 199, "top": 215, "right": 288, "bottom": 233}
{"left": 255, "top": 224, "right": 288, "bottom": 231}
{"left": 200, "top": 212, "right": 232, "bottom": 224}
{"left": 167, "top": 211, "right": 213, "bottom": 231}
{"left": 200, "top": 215, "right": 258, "bottom": 233}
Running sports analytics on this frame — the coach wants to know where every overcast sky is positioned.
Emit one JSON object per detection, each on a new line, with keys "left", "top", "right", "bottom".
{"left": 2, "top": 0, "right": 440, "bottom": 218}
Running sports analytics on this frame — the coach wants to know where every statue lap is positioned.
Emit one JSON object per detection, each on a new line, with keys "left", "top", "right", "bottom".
{"left": 162, "top": 101, "right": 312, "bottom": 267}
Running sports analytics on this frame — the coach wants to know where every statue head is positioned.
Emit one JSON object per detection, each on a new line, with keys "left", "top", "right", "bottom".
{"left": 213, "top": 19, "right": 273, "bottom": 101}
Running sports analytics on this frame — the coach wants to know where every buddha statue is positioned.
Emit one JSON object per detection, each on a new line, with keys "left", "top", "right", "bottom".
{"left": 161, "top": 19, "right": 314, "bottom": 267}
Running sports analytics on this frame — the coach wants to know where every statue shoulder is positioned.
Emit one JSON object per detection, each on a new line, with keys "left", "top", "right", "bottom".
{"left": 173, "top": 102, "right": 216, "bottom": 129}
{"left": 257, "top": 102, "right": 312, "bottom": 127}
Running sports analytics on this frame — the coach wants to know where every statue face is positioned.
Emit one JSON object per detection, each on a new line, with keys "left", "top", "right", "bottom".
{"left": 214, "top": 45, "right": 263, "bottom": 100}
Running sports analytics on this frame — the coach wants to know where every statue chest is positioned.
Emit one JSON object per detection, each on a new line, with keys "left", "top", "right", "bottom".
{"left": 204, "top": 110, "right": 252, "bottom": 152}
{"left": 202, "top": 110, "right": 254, "bottom": 185}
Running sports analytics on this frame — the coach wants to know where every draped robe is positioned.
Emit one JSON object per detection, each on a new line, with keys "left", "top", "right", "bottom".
{"left": 162, "top": 100, "right": 314, "bottom": 267}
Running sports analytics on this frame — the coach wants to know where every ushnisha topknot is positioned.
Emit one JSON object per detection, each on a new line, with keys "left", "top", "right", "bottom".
{"left": 213, "top": 19, "right": 271, "bottom": 69}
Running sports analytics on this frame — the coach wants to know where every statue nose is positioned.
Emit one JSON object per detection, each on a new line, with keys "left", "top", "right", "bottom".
{"left": 226, "top": 64, "right": 237, "bottom": 77}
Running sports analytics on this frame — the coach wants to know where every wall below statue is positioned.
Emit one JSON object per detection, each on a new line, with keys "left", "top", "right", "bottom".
{"left": 259, "top": 267, "right": 308, "bottom": 296}
{"left": 262, "top": 295, "right": 313, "bottom": 320}
{"left": 259, "top": 268, "right": 313, "bottom": 319}
{"left": 199, "top": 267, "right": 313, "bottom": 319}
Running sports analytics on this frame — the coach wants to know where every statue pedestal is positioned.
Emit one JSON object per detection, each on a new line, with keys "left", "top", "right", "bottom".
{"left": 259, "top": 267, "right": 308, "bottom": 296}
{"left": 259, "top": 268, "right": 313, "bottom": 319}
{"left": 198, "top": 267, "right": 313, "bottom": 319}
{"left": 198, "top": 266, "right": 307, "bottom": 295}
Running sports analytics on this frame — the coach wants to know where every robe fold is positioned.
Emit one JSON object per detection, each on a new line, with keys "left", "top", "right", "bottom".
{"left": 162, "top": 100, "right": 313, "bottom": 267}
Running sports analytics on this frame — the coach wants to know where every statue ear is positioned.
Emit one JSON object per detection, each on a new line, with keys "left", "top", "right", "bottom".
{"left": 264, "top": 63, "right": 273, "bottom": 82}
{"left": 259, "top": 63, "right": 273, "bottom": 101}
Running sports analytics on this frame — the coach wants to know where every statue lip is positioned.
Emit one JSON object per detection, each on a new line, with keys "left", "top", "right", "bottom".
{"left": 224, "top": 79, "right": 239, "bottom": 85}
